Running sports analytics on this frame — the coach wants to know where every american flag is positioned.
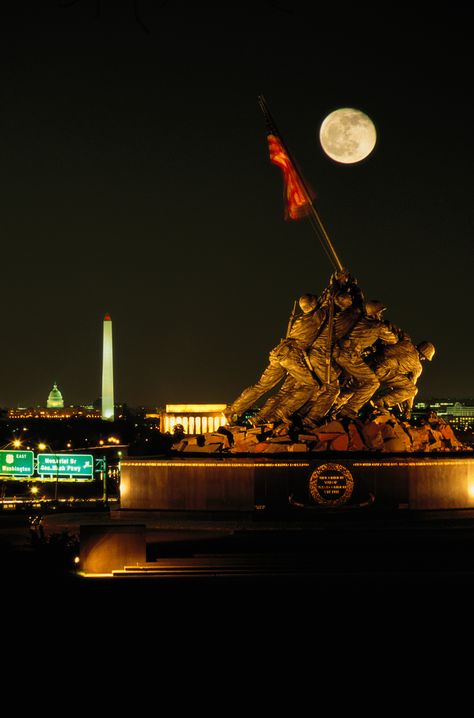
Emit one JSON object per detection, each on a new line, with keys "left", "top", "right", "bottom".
{"left": 267, "top": 133, "right": 312, "bottom": 220}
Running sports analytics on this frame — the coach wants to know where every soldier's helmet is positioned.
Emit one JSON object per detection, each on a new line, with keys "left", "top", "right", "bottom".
{"left": 298, "top": 294, "right": 318, "bottom": 313}
{"left": 364, "top": 300, "right": 386, "bottom": 317}
{"left": 417, "top": 341, "right": 435, "bottom": 361}
{"left": 334, "top": 292, "right": 353, "bottom": 309}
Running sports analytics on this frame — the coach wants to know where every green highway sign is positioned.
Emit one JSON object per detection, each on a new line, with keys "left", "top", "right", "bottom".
{"left": 0, "top": 450, "right": 35, "bottom": 477}
{"left": 37, "top": 453, "right": 94, "bottom": 479}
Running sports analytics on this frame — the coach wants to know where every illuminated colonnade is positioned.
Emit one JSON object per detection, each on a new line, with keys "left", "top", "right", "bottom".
{"left": 160, "top": 404, "right": 227, "bottom": 435}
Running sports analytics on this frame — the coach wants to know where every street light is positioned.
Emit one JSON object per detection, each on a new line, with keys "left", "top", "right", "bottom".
{"left": 1, "top": 438, "right": 23, "bottom": 450}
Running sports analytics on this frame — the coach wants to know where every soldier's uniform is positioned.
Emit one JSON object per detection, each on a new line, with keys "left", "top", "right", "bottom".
{"left": 225, "top": 302, "right": 325, "bottom": 423}
{"left": 372, "top": 339, "right": 427, "bottom": 416}
{"left": 255, "top": 299, "right": 361, "bottom": 426}
{"left": 334, "top": 310, "right": 398, "bottom": 418}
{"left": 303, "top": 304, "right": 362, "bottom": 424}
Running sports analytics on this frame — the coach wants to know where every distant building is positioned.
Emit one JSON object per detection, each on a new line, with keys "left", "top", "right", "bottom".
{"left": 159, "top": 404, "right": 227, "bottom": 435}
{"left": 8, "top": 406, "right": 101, "bottom": 419}
{"left": 413, "top": 400, "right": 474, "bottom": 431}
{"left": 47, "top": 382, "right": 64, "bottom": 409}
{"left": 445, "top": 402, "right": 474, "bottom": 431}
{"left": 6, "top": 381, "right": 100, "bottom": 418}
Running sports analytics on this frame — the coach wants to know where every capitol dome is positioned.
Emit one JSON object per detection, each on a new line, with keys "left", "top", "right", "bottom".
{"left": 47, "top": 382, "right": 64, "bottom": 409}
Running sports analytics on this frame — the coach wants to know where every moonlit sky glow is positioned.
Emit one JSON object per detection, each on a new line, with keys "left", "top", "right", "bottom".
{"left": 0, "top": 4, "right": 472, "bottom": 408}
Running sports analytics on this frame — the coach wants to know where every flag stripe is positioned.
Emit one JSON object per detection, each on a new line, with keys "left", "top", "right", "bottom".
{"left": 267, "top": 134, "right": 312, "bottom": 220}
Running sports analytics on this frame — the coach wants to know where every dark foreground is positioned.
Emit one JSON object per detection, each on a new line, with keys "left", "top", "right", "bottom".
{"left": 4, "top": 508, "right": 471, "bottom": 683}
{"left": 3, "top": 507, "right": 474, "bottom": 613}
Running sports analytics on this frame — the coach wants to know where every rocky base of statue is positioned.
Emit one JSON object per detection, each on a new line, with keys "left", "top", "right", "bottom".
{"left": 172, "top": 411, "right": 470, "bottom": 454}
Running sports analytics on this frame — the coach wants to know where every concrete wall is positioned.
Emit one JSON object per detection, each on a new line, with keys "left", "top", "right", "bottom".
{"left": 119, "top": 454, "right": 474, "bottom": 512}
{"left": 80, "top": 524, "right": 146, "bottom": 573}
{"left": 120, "top": 459, "right": 257, "bottom": 510}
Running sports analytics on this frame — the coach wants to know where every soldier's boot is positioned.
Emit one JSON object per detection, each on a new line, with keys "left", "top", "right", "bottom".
{"left": 300, "top": 415, "right": 325, "bottom": 431}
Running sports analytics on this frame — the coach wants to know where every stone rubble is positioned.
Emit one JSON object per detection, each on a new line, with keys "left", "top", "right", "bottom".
{"left": 172, "top": 411, "right": 470, "bottom": 454}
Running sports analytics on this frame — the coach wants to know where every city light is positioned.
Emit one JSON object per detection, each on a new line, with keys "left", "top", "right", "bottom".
{"left": 166, "top": 404, "right": 227, "bottom": 413}
{"left": 38, "top": 443, "right": 47, "bottom": 451}
{"left": 13, "top": 439, "right": 21, "bottom": 448}
{"left": 30, "top": 486, "right": 39, "bottom": 494}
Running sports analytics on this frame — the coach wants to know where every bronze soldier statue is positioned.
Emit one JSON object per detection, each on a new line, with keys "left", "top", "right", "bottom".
{"left": 371, "top": 338, "right": 435, "bottom": 418}
{"left": 300, "top": 290, "right": 362, "bottom": 427}
{"left": 261, "top": 292, "right": 360, "bottom": 428}
{"left": 248, "top": 273, "right": 364, "bottom": 427}
{"left": 332, "top": 300, "right": 398, "bottom": 419}
{"left": 316, "top": 269, "right": 364, "bottom": 315}
{"left": 224, "top": 293, "right": 325, "bottom": 425}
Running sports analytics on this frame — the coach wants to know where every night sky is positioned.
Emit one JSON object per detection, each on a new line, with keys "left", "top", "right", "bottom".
{"left": 1, "top": 3, "right": 472, "bottom": 409}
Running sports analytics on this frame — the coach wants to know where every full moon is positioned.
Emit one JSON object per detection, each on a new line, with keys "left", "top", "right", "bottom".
{"left": 319, "top": 108, "right": 377, "bottom": 164}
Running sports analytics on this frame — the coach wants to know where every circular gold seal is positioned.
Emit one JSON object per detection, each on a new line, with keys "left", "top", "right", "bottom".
{"left": 309, "top": 463, "right": 354, "bottom": 506}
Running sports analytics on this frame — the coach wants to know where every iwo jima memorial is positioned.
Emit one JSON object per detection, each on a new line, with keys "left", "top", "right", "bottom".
{"left": 121, "top": 97, "right": 473, "bottom": 514}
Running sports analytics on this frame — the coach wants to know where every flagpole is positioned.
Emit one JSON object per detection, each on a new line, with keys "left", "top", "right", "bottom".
{"left": 258, "top": 95, "right": 344, "bottom": 273}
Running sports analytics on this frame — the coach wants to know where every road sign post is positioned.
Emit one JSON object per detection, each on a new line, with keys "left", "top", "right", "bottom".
{"left": 37, "top": 454, "right": 94, "bottom": 480}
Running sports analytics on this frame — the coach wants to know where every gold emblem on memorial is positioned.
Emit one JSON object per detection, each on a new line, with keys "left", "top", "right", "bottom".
{"left": 309, "top": 463, "right": 354, "bottom": 506}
